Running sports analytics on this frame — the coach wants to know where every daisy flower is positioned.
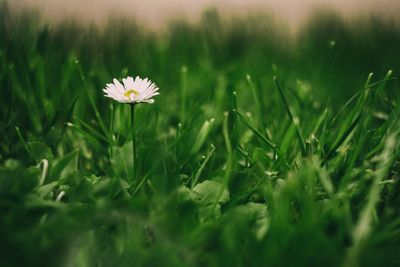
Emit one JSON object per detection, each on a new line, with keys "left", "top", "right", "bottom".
{"left": 102, "top": 75, "right": 159, "bottom": 184}
{"left": 103, "top": 76, "right": 159, "bottom": 104}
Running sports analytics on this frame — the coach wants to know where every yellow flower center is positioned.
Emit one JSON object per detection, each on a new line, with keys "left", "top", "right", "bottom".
{"left": 124, "top": 89, "right": 139, "bottom": 98}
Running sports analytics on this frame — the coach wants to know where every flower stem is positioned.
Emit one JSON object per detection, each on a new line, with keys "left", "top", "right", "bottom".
{"left": 130, "top": 103, "right": 136, "bottom": 182}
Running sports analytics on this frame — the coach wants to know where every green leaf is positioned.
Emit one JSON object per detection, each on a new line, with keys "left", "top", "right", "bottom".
{"left": 36, "top": 181, "right": 58, "bottom": 198}
{"left": 192, "top": 180, "right": 229, "bottom": 205}
{"left": 192, "top": 180, "right": 229, "bottom": 222}
{"left": 50, "top": 150, "right": 78, "bottom": 179}
{"left": 27, "top": 142, "right": 54, "bottom": 165}
{"left": 176, "top": 185, "right": 196, "bottom": 203}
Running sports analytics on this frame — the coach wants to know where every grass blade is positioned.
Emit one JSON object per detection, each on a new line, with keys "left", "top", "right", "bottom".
{"left": 274, "top": 77, "right": 306, "bottom": 156}
{"left": 235, "top": 109, "right": 290, "bottom": 169}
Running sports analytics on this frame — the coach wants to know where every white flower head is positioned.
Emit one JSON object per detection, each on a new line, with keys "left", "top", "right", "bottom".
{"left": 103, "top": 76, "right": 159, "bottom": 104}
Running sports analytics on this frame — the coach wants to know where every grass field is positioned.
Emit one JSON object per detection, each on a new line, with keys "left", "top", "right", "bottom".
{"left": 1, "top": 3, "right": 400, "bottom": 267}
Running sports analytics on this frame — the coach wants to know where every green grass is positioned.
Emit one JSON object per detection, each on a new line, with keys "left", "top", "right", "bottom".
{"left": 1, "top": 3, "right": 400, "bottom": 267}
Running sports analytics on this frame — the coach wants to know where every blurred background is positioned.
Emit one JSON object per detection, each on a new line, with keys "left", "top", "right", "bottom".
{"left": 2, "top": 0, "right": 400, "bottom": 137}
{"left": 9, "top": 0, "right": 400, "bottom": 30}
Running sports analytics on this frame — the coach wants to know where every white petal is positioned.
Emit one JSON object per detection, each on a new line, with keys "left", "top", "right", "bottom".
{"left": 143, "top": 99, "right": 155, "bottom": 104}
{"left": 113, "top": 79, "right": 125, "bottom": 95}
{"left": 122, "top": 76, "right": 135, "bottom": 90}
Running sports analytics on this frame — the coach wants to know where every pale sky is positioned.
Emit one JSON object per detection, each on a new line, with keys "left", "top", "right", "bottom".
{"left": 9, "top": 0, "right": 400, "bottom": 30}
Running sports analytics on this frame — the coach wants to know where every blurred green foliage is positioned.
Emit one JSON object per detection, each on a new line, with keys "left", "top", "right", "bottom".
{"left": 0, "top": 2, "right": 400, "bottom": 267}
